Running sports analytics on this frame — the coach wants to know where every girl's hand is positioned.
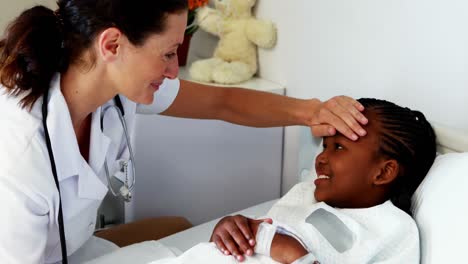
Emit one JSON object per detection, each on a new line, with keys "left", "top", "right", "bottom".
{"left": 210, "top": 215, "right": 272, "bottom": 262}
{"left": 308, "top": 96, "right": 368, "bottom": 141}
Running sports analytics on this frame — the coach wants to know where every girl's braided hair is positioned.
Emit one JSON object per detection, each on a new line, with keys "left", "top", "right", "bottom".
{"left": 358, "top": 98, "right": 436, "bottom": 216}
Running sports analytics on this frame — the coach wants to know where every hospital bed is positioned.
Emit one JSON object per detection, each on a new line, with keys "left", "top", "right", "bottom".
{"left": 157, "top": 122, "right": 468, "bottom": 263}
{"left": 89, "top": 122, "right": 468, "bottom": 263}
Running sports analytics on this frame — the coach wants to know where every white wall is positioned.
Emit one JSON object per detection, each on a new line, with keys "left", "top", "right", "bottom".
{"left": 0, "top": 0, "right": 57, "bottom": 34}
{"left": 249, "top": 0, "right": 468, "bottom": 194}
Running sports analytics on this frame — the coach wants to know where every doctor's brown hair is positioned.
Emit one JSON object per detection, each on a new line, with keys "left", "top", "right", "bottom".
{"left": 0, "top": 0, "right": 187, "bottom": 110}
{"left": 358, "top": 98, "right": 436, "bottom": 216}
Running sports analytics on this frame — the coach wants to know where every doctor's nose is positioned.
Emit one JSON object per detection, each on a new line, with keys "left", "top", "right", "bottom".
{"left": 164, "top": 56, "right": 179, "bottom": 80}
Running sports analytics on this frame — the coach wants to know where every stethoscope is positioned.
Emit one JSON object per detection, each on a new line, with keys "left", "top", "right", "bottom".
{"left": 42, "top": 91, "right": 136, "bottom": 263}
{"left": 100, "top": 96, "right": 136, "bottom": 203}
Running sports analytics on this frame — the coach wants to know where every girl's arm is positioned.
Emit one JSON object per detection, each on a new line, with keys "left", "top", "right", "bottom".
{"left": 270, "top": 234, "right": 309, "bottom": 264}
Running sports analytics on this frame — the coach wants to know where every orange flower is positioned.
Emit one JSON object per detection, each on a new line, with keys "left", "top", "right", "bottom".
{"left": 186, "top": 0, "right": 209, "bottom": 35}
{"left": 188, "top": 0, "right": 209, "bottom": 11}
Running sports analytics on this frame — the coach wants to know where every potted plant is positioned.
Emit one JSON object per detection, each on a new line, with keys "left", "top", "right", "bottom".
{"left": 178, "top": 0, "right": 209, "bottom": 66}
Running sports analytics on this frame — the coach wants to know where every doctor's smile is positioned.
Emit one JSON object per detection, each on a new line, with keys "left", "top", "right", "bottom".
{"left": 151, "top": 81, "right": 163, "bottom": 92}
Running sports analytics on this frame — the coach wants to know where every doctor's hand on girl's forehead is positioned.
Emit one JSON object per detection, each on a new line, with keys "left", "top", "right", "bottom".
{"left": 309, "top": 96, "right": 368, "bottom": 142}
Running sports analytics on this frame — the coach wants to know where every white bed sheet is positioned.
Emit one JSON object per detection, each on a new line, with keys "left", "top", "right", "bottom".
{"left": 84, "top": 200, "right": 279, "bottom": 264}
{"left": 158, "top": 199, "right": 278, "bottom": 252}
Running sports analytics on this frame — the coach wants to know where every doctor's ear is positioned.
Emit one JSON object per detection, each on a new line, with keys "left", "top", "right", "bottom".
{"left": 97, "top": 27, "right": 124, "bottom": 62}
{"left": 373, "top": 159, "right": 399, "bottom": 186}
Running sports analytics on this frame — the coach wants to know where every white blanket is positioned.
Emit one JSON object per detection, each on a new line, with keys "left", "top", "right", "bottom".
{"left": 151, "top": 242, "right": 278, "bottom": 264}
{"left": 149, "top": 182, "right": 419, "bottom": 264}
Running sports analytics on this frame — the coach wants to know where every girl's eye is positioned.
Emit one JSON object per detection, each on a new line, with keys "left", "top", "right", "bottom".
{"left": 335, "top": 143, "right": 344, "bottom": 150}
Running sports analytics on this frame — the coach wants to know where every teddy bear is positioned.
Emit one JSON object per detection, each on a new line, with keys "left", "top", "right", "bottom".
{"left": 189, "top": 0, "right": 277, "bottom": 84}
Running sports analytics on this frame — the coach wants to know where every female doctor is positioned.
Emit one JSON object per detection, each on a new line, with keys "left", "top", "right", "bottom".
{"left": 0, "top": 0, "right": 368, "bottom": 263}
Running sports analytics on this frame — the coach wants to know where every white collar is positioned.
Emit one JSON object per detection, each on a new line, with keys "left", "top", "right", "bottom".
{"left": 44, "top": 74, "right": 109, "bottom": 200}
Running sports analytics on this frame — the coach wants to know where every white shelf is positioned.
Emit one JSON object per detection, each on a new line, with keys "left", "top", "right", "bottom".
{"left": 178, "top": 66, "right": 285, "bottom": 94}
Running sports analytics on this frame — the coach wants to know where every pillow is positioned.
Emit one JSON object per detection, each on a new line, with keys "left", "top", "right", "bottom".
{"left": 411, "top": 152, "right": 468, "bottom": 264}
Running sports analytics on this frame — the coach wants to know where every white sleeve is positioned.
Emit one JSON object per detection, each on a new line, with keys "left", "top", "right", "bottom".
{"left": 0, "top": 176, "right": 49, "bottom": 263}
{"left": 254, "top": 223, "right": 277, "bottom": 256}
{"left": 136, "top": 78, "right": 180, "bottom": 114}
{"left": 372, "top": 235, "right": 419, "bottom": 264}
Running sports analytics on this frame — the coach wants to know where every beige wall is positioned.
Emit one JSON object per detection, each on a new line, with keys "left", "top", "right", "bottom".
{"left": 0, "top": 0, "right": 57, "bottom": 34}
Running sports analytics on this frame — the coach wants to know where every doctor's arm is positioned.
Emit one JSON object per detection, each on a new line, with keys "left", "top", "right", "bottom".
{"left": 160, "top": 80, "right": 368, "bottom": 140}
{"left": 0, "top": 177, "right": 49, "bottom": 263}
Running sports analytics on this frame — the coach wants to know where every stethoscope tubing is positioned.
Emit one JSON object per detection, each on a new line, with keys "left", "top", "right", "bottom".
{"left": 101, "top": 104, "right": 136, "bottom": 201}
{"left": 42, "top": 89, "right": 69, "bottom": 263}
{"left": 42, "top": 94, "right": 134, "bottom": 263}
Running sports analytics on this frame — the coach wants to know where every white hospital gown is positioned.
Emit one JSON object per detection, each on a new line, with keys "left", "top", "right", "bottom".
{"left": 149, "top": 181, "right": 419, "bottom": 264}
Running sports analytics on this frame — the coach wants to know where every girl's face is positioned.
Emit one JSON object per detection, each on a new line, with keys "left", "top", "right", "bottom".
{"left": 314, "top": 113, "right": 386, "bottom": 208}
{"left": 112, "top": 11, "right": 187, "bottom": 104}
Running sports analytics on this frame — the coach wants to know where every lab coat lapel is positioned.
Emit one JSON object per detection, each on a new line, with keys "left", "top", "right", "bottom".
{"left": 88, "top": 106, "right": 111, "bottom": 179}
{"left": 80, "top": 100, "right": 112, "bottom": 200}
{"left": 46, "top": 75, "right": 80, "bottom": 181}
{"left": 46, "top": 74, "right": 109, "bottom": 200}
{"left": 78, "top": 158, "right": 108, "bottom": 200}
{"left": 76, "top": 107, "right": 110, "bottom": 200}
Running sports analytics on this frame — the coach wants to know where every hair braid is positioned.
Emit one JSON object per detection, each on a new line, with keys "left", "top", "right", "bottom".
{"left": 358, "top": 98, "right": 437, "bottom": 216}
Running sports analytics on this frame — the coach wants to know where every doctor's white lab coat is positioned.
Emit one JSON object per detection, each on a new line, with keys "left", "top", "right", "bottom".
{"left": 0, "top": 74, "right": 180, "bottom": 263}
